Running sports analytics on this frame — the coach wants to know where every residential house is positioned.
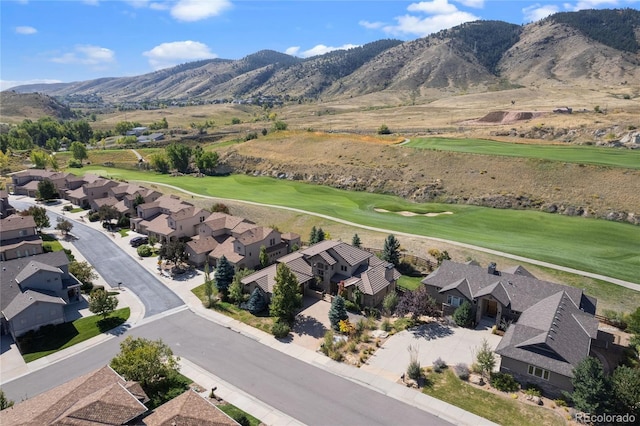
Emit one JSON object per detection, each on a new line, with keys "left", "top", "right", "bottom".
{"left": 242, "top": 240, "right": 399, "bottom": 308}
{"left": 0, "top": 365, "right": 149, "bottom": 425}
{"left": 131, "top": 195, "right": 209, "bottom": 242}
{"left": 186, "top": 213, "right": 254, "bottom": 267}
{"left": 126, "top": 126, "right": 148, "bottom": 136}
{"left": 0, "top": 366, "right": 238, "bottom": 426}
{"left": 137, "top": 132, "right": 165, "bottom": 143}
{"left": 1, "top": 251, "right": 82, "bottom": 338}
{"left": 144, "top": 389, "right": 239, "bottom": 426}
{"left": 0, "top": 214, "right": 43, "bottom": 261}
{"left": 66, "top": 177, "right": 119, "bottom": 210}
{"left": 495, "top": 291, "right": 599, "bottom": 397}
{"left": 0, "top": 190, "right": 17, "bottom": 218}
{"left": 9, "top": 169, "right": 77, "bottom": 198}
{"left": 422, "top": 260, "right": 599, "bottom": 396}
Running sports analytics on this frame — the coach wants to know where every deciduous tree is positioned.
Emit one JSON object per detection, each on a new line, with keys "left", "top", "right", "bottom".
{"left": 453, "top": 301, "right": 474, "bottom": 327}
{"left": 611, "top": 365, "right": 640, "bottom": 417}
{"left": 196, "top": 151, "right": 218, "bottom": 175}
{"left": 0, "top": 389, "right": 14, "bottom": 410}
{"left": 88, "top": 288, "right": 119, "bottom": 319}
{"left": 259, "top": 245, "right": 269, "bottom": 269}
{"left": 110, "top": 336, "right": 180, "bottom": 388}
{"left": 21, "top": 205, "right": 50, "bottom": 231}
{"left": 395, "top": 285, "right": 437, "bottom": 320}
{"left": 269, "top": 263, "right": 301, "bottom": 323}
{"left": 30, "top": 149, "right": 48, "bottom": 169}
{"left": 158, "top": 240, "right": 187, "bottom": 266}
{"left": 70, "top": 141, "right": 88, "bottom": 164}
{"left": 37, "top": 179, "right": 57, "bottom": 200}
{"left": 55, "top": 217, "right": 73, "bottom": 236}
{"left": 165, "top": 143, "right": 192, "bottom": 173}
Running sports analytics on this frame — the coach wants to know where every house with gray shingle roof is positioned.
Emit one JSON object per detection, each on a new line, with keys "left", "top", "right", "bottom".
{"left": 0, "top": 214, "right": 43, "bottom": 261}
{"left": 1, "top": 251, "right": 82, "bottom": 338}
{"left": 422, "top": 260, "right": 598, "bottom": 396}
{"left": 242, "top": 240, "right": 399, "bottom": 307}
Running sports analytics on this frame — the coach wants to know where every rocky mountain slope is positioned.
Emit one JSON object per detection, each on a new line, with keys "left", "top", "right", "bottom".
{"left": 7, "top": 9, "right": 640, "bottom": 104}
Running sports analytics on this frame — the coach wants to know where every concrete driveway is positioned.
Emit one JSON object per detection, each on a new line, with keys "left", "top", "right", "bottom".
{"left": 291, "top": 297, "right": 362, "bottom": 350}
{"left": 363, "top": 320, "right": 502, "bottom": 380}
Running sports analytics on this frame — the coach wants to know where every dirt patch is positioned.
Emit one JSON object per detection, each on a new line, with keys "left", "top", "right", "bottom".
{"left": 475, "top": 110, "right": 546, "bottom": 125}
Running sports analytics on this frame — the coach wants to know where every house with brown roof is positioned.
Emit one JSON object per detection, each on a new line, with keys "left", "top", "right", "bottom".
{"left": 9, "top": 170, "right": 76, "bottom": 198}
{"left": 1, "top": 251, "right": 82, "bottom": 338}
{"left": 421, "top": 260, "right": 599, "bottom": 396}
{"left": 93, "top": 183, "right": 163, "bottom": 217}
{"left": 0, "top": 365, "right": 149, "bottom": 425}
{"left": 131, "top": 195, "right": 198, "bottom": 239}
{"left": 242, "top": 240, "right": 399, "bottom": 308}
{"left": 0, "top": 214, "right": 43, "bottom": 261}
{"left": 143, "top": 389, "right": 239, "bottom": 426}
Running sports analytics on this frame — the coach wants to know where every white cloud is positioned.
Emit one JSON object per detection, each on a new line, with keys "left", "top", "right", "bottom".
{"left": 170, "top": 0, "right": 232, "bottom": 22}
{"left": 51, "top": 45, "right": 115, "bottom": 68}
{"left": 378, "top": 0, "right": 479, "bottom": 37}
{"left": 143, "top": 40, "right": 217, "bottom": 70}
{"left": 384, "top": 11, "right": 479, "bottom": 37}
{"left": 408, "top": 0, "right": 458, "bottom": 14}
{"left": 359, "top": 20, "right": 385, "bottom": 30}
{"left": 15, "top": 26, "right": 37, "bottom": 35}
{"left": 285, "top": 46, "right": 300, "bottom": 56}
{"left": 1, "top": 79, "right": 63, "bottom": 91}
{"left": 523, "top": 4, "right": 560, "bottom": 22}
{"left": 572, "top": 0, "right": 621, "bottom": 10}
{"left": 455, "top": 0, "right": 485, "bottom": 7}
{"left": 297, "top": 44, "right": 360, "bottom": 58}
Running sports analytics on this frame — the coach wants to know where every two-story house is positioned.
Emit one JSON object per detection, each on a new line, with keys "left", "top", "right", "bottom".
{"left": 0, "top": 190, "right": 17, "bottom": 219}
{"left": 66, "top": 177, "right": 120, "bottom": 210}
{"left": 242, "top": 240, "right": 399, "bottom": 308}
{"left": 131, "top": 196, "right": 208, "bottom": 242}
{"left": 1, "top": 251, "right": 82, "bottom": 338}
{"left": 0, "top": 214, "right": 43, "bottom": 261}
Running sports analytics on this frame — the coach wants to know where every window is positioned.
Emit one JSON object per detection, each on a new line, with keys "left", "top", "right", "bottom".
{"left": 528, "top": 365, "right": 550, "bottom": 380}
{"left": 341, "top": 265, "right": 347, "bottom": 272}
{"left": 19, "top": 229, "right": 28, "bottom": 236}
{"left": 447, "top": 295, "right": 463, "bottom": 307}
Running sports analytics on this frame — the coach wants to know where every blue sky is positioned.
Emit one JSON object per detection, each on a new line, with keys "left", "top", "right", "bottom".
{"left": 1, "top": 0, "right": 638, "bottom": 90}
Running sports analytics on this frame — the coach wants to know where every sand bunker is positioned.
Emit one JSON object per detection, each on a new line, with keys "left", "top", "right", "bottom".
{"left": 374, "top": 208, "right": 453, "bottom": 217}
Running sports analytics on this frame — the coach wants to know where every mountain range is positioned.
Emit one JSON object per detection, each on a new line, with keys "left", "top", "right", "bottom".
{"left": 8, "top": 9, "right": 640, "bottom": 104}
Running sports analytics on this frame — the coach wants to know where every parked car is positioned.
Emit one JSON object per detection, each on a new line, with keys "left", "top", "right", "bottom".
{"left": 130, "top": 236, "right": 149, "bottom": 247}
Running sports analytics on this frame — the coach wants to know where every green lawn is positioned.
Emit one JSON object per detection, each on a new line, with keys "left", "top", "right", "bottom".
{"left": 18, "top": 308, "right": 130, "bottom": 363}
{"left": 69, "top": 207, "right": 85, "bottom": 213}
{"left": 191, "top": 285, "right": 274, "bottom": 334}
{"left": 397, "top": 275, "right": 423, "bottom": 291}
{"left": 422, "top": 370, "right": 567, "bottom": 426}
{"left": 218, "top": 403, "right": 261, "bottom": 426}
{"left": 405, "top": 137, "right": 640, "bottom": 169}
{"left": 72, "top": 166, "right": 640, "bottom": 285}
{"left": 41, "top": 232, "right": 64, "bottom": 252}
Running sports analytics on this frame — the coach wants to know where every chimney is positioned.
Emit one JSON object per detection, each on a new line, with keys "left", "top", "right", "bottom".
{"left": 385, "top": 264, "right": 394, "bottom": 282}
{"left": 488, "top": 262, "right": 498, "bottom": 275}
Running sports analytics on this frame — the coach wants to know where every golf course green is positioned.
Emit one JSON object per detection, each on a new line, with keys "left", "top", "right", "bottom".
{"left": 78, "top": 166, "right": 640, "bottom": 284}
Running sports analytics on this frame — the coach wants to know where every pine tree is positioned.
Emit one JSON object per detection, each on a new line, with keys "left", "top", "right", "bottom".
{"left": 309, "top": 226, "right": 318, "bottom": 244}
{"left": 316, "top": 227, "right": 325, "bottom": 242}
{"left": 475, "top": 338, "right": 495, "bottom": 380}
{"left": 382, "top": 234, "right": 401, "bottom": 266}
{"left": 245, "top": 287, "right": 268, "bottom": 314}
{"left": 328, "top": 295, "right": 349, "bottom": 331}
{"left": 569, "top": 357, "right": 611, "bottom": 414}
{"left": 214, "top": 256, "right": 234, "bottom": 299}
{"left": 351, "top": 233, "right": 362, "bottom": 248}
{"left": 269, "top": 263, "right": 301, "bottom": 323}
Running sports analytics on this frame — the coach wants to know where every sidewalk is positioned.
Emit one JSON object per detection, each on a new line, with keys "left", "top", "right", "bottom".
{"left": 4, "top": 195, "right": 497, "bottom": 426}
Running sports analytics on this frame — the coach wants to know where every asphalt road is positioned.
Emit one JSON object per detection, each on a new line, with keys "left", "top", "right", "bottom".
{"left": 2, "top": 309, "right": 453, "bottom": 426}
{"left": 10, "top": 199, "right": 184, "bottom": 317}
